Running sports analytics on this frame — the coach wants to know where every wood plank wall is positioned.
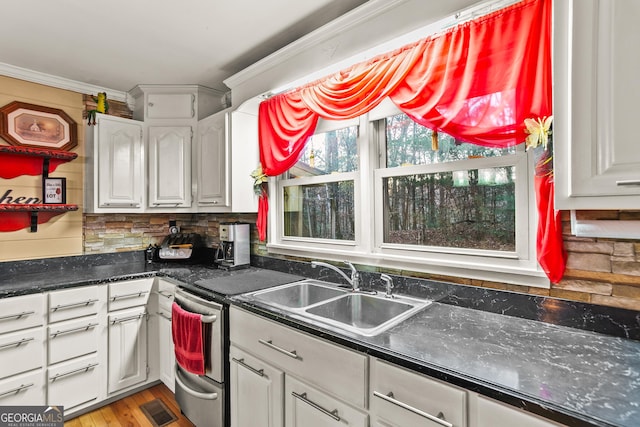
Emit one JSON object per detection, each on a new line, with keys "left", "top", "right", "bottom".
{"left": 0, "top": 76, "right": 84, "bottom": 260}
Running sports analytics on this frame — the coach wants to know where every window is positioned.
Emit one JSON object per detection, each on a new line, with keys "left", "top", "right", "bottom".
{"left": 270, "top": 103, "right": 544, "bottom": 287}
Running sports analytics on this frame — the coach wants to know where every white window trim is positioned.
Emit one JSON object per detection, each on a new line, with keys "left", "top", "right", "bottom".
{"left": 267, "top": 106, "right": 548, "bottom": 288}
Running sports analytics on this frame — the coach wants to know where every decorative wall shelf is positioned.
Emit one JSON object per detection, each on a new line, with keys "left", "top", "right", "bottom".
{"left": 0, "top": 145, "right": 77, "bottom": 179}
{"left": 0, "top": 145, "right": 78, "bottom": 232}
{"left": 0, "top": 204, "right": 79, "bottom": 232}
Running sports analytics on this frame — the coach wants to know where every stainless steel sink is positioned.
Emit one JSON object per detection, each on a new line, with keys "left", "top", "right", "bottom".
{"left": 244, "top": 279, "right": 431, "bottom": 336}
{"left": 249, "top": 279, "right": 348, "bottom": 309}
{"left": 304, "top": 293, "right": 431, "bottom": 336}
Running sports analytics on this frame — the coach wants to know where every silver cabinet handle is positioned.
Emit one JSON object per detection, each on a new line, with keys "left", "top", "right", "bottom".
{"left": 616, "top": 180, "right": 640, "bottom": 186}
{"left": 110, "top": 291, "right": 148, "bottom": 301}
{"left": 0, "top": 311, "right": 35, "bottom": 321}
{"left": 258, "top": 339, "right": 299, "bottom": 359}
{"left": 199, "top": 201, "right": 219, "bottom": 205}
{"left": 50, "top": 363, "right": 99, "bottom": 382}
{"left": 51, "top": 299, "right": 98, "bottom": 311}
{"left": 373, "top": 391, "right": 452, "bottom": 427}
{"left": 156, "top": 312, "right": 172, "bottom": 321}
{"left": 157, "top": 290, "right": 174, "bottom": 299}
{"left": 0, "top": 337, "right": 34, "bottom": 350}
{"left": 232, "top": 358, "right": 264, "bottom": 377}
{"left": 291, "top": 391, "right": 340, "bottom": 421}
{"left": 0, "top": 383, "right": 34, "bottom": 399}
{"left": 175, "top": 366, "right": 218, "bottom": 400}
{"left": 102, "top": 203, "right": 140, "bottom": 207}
{"left": 110, "top": 313, "right": 146, "bottom": 325}
{"left": 50, "top": 323, "right": 98, "bottom": 338}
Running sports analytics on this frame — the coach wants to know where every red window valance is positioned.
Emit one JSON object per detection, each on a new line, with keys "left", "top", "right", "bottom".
{"left": 257, "top": 0, "right": 565, "bottom": 283}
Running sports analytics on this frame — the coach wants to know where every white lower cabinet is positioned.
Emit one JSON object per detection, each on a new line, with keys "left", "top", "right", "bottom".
{"left": 108, "top": 306, "right": 148, "bottom": 394}
{"left": 230, "top": 346, "right": 284, "bottom": 427}
{"left": 229, "top": 307, "right": 368, "bottom": 427}
{"left": 371, "top": 358, "right": 467, "bottom": 427}
{"left": 471, "top": 394, "right": 564, "bottom": 427}
{"left": 153, "top": 279, "right": 176, "bottom": 392}
{"left": 285, "top": 376, "right": 367, "bottom": 427}
{"left": 0, "top": 369, "right": 45, "bottom": 405}
{"left": 48, "top": 354, "right": 100, "bottom": 410}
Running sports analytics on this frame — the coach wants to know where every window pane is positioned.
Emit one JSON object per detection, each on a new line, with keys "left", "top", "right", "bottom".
{"left": 383, "top": 167, "right": 516, "bottom": 251}
{"left": 291, "top": 126, "right": 358, "bottom": 177}
{"left": 385, "top": 113, "right": 515, "bottom": 167}
{"left": 284, "top": 182, "right": 355, "bottom": 240}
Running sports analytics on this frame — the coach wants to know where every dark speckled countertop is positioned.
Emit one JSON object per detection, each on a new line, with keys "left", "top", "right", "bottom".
{"left": 1, "top": 252, "right": 639, "bottom": 427}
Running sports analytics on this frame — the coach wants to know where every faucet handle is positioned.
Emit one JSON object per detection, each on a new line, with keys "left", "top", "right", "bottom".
{"left": 380, "top": 274, "right": 394, "bottom": 298}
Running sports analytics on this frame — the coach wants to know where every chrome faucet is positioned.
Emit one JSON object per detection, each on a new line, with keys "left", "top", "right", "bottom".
{"left": 380, "top": 274, "right": 394, "bottom": 298}
{"left": 311, "top": 260, "right": 360, "bottom": 291}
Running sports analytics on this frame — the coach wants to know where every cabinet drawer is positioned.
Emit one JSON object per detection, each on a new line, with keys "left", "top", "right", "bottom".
{"left": 0, "top": 327, "right": 44, "bottom": 379}
{"left": 49, "top": 286, "right": 100, "bottom": 323}
{"left": 155, "top": 279, "right": 175, "bottom": 312}
{"left": 108, "top": 279, "right": 153, "bottom": 311}
{"left": 48, "top": 354, "right": 100, "bottom": 410}
{"left": 371, "top": 358, "right": 467, "bottom": 427}
{"left": 230, "top": 307, "right": 367, "bottom": 408}
{"left": 475, "top": 395, "right": 563, "bottom": 427}
{"left": 285, "top": 375, "right": 368, "bottom": 427}
{"left": 146, "top": 93, "right": 195, "bottom": 119}
{"left": 0, "top": 369, "right": 45, "bottom": 406}
{"left": 0, "top": 293, "right": 44, "bottom": 334}
{"left": 48, "top": 315, "right": 99, "bottom": 364}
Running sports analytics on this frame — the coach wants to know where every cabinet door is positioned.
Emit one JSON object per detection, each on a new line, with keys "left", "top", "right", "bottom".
{"left": 285, "top": 376, "right": 367, "bottom": 427}
{"left": 230, "top": 110, "right": 259, "bottom": 213}
{"left": 148, "top": 126, "right": 192, "bottom": 208}
{"left": 196, "top": 111, "right": 229, "bottom": 209}
{"left": 96, "top": 116, "right": 144, "bottom": 209}
{"left": 554, "top": 0, "right": 640, "bottom": 209}
{"left": 158, "top": 310, "right": 175, "bottom": 392}
{"left": 146, "top": 93, "right": 195, "bottom": 119}
{"left": 230, "top": 346, "right": 284, "bottom": 427}
{"left": 107, "top": 306, "right": 147, "bottom": 394}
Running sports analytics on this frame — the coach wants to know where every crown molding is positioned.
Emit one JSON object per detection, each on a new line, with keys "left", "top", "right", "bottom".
{"left": 0, "top": 62, "right": 129, "bottom": 103}
{"left": 223, "top": 0, "right": 408, "bottom": 89}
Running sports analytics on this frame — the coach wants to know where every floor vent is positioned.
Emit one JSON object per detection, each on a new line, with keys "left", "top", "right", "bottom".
{"left": 139, "top": 398, "right": 178, "bottom": 427}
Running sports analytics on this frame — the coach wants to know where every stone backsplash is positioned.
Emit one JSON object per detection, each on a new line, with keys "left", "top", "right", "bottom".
{"left": 84, "top": 209, "right": 640, "bottom": 311}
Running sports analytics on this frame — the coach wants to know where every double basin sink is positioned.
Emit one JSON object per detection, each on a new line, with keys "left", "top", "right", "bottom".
{"left": 244, "top": 279, "right": 432, "bottom": 336}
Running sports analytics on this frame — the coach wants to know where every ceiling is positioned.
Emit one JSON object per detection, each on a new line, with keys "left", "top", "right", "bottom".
{"left": 0, "top": 0, "right": 369, "bottom": 94}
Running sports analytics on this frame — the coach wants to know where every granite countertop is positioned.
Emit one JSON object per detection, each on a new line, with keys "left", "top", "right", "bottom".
{"left": 1, "top": 256, "right": 638, "bottom": 427}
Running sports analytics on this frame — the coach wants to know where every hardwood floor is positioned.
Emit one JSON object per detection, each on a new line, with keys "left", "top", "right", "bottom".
{"left": 64, "top": 384, "right": 195, "bottom": 427}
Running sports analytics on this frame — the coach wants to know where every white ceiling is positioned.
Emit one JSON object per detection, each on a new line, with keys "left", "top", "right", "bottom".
{"left": 0, "top": 0, "right": 369, "bottom": 94}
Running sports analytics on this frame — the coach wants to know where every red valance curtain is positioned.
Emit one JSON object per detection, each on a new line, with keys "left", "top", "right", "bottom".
{"left": 257, "top": 0, "right": 566, "bottom": 283}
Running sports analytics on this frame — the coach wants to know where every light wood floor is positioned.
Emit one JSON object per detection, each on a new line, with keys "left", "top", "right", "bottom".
{"left": 64, "top": 384, "right": 195, "bottom": 427}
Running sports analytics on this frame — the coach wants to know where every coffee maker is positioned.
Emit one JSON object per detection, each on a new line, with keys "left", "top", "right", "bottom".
{"left": 215, "top": 222, "right": 250, "bottom": 270}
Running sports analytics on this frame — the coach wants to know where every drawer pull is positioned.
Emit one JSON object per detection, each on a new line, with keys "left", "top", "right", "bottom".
{"left": 157, "top": 311, "right": 172, "bottom": 321}
{"left": 110, "top": 313, "right": 146, "bottom": 325}
{"left": 0, "top": 311, "right": 35, "bottom": 321}
{"left": 50, "top": 363, "right": 99, "bottom": 382}
{"left": 110, "top": 291, "right": 148, "bottom": 301}
{"left": 232, "top": 358, "right": 264, "bottom": 377}
{"left": 157, "top": 290, "right": 174, "bottom": 299}
{"left": 616, "top": 180, "right": 640, "bottom": 186}
{"left": 0, "top": 337, "right": 34, "bottom": 350}
{"left": 102, "top": 203, "right": 140, "bottom": 207}
{"left": 373, "top": 391, "right": 452, "bottom": 427}
{"left": 0, "top": 383, "right": 34, "bottom": 399}
{"left": 258, "top": 339, "right": 299, "bottom": 359}
{"left": 292, "top": 391, "right": 340, "bottom": 421}
{"left": 50, "top": 323, "right": 98, "bottom": 338}
{"left": 51, "top": 299, "right": 99, "bottom": 311}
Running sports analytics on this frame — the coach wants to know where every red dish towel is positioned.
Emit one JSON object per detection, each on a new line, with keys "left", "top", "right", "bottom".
{"left": 172, "top": 302, "right": 205, "bottom": 375}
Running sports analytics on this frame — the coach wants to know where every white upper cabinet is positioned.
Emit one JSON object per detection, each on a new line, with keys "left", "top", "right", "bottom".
{"left": 146, "top": 93, "right": 195, "bottom": 120}
{"left": 229, "top": 106, "right": 260, "bottom": 213}
{"left": 148, "top": 126, "right": 193, "bottom": 208}
{"left": 85, "top": 114, "right": 144, "bottom": 212}
{"left": 195, "top": 110, "right": 230, "bottom": 209}
{"left": 130, "top": 85, "right": 224, "bottom": 122}
{"left": 554, "top": 0, "right": 640, "bottom": 209}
